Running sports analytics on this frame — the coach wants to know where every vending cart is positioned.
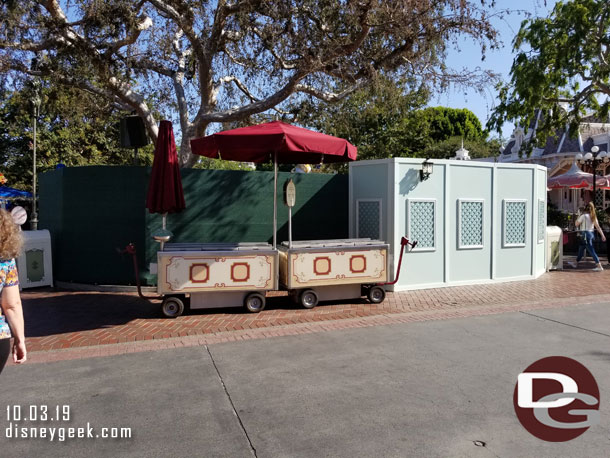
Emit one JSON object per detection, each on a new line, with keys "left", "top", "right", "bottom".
{"left": 278, "top": 238, "right": 389, "bottom": 307}
{"left": 157, "top": 242, "right": 278, "bottom": 317}
{"left": 143, "top": 120, "right": 407, "bottom": 317}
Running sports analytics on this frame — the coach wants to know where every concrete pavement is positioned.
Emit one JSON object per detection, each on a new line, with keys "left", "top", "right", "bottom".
{"left": 16, "top": 255, "right": 610, "bottom": 364}
{"left": 2, "top": 301, "right": 610, "bottom": 457}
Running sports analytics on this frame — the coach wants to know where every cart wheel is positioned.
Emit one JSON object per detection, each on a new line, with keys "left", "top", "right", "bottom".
{"left": 244, "top": 292, "right": 266, "bottom": 313}
{"left": 367, "top": 286, "right": 386, "bottom": 304}
{"left": 300, "top": 289, "right": 318, "bottom": 309}
{"left": 162, "top": 296, "right": 185, "bottom": 318}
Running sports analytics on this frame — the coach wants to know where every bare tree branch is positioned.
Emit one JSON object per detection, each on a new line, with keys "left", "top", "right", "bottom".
{"left": 196, "top": 70, "right": 307, "bottom": 123}
{"left": 3, "top": 0, "right": 500, "bottom": 166}
{"left": 295, "top": 81, "right": 368, "bottom": 103}
{"left": 216, "top": 75, "right": 259, "bottom": 102}
{"left": 103, "top": 15, "right": 153, "bottom": 57}
{"left": 251, "top": 27, "right": 298, "bottom": 70}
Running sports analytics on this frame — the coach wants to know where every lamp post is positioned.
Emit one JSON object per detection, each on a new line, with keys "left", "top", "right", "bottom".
{"left": 30, "top": 80, "right": 41, "bottom": 231}
{"left": 576, "top": 146, "right": 609, "bottom": 209}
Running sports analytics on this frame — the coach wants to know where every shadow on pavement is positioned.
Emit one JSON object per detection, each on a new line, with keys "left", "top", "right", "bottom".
{"left": 21, "top": 289, "right": 370, "bottom": 339}
{"left": 22, "top": 292, "right": 159, "bottom": 338}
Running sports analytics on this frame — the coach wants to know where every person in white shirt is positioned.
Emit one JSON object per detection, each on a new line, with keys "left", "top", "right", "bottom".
{"left": 572, "top": 202, "right": 606, "bottom": 271}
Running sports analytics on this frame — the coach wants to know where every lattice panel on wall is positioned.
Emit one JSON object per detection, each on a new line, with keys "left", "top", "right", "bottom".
{"left": 459, "top": 200, "right": 483, "bottom": 248}
{"left": 357, "top": 200, "right": 380, "bottom": 239}
{"left": 504, "top": 200, "right": 527, "bottom": 246}
{"left": 537, "top": 199, "right": 546, "bottom": 243}
{"left": 409, "top": 200, "right": 435, "bottom": 249}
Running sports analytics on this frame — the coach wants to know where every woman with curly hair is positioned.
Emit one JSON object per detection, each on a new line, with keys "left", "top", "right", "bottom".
{"left": 0, "top": 208, "right": 27, "bottom": 372}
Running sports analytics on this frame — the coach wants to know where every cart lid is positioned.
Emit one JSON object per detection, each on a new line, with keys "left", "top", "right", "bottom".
{"left": 281, "top": 238, "right": 385, "bottom": 248}
{"left": 163, "top": 242, "right": 273, "bottom": 252}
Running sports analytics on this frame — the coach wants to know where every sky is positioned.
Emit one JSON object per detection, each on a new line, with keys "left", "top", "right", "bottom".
{"left": 440, "top": 0, "right": 558, "bottom": 140}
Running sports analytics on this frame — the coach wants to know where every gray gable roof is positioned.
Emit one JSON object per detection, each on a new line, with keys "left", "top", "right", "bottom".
{"left": 502, "top": 118, "right": 610, "bottom": 157}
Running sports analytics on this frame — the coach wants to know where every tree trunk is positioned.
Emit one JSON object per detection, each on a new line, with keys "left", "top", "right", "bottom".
{"left": 181, "top": 135, "right": 197, "bottom": 167}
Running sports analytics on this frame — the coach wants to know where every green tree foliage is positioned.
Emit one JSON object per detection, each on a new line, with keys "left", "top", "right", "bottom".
{"left": 0, "top": 1, "right": 500, "bottom": 167}
{"left": 297, "top": 77, "right": 496, "bottom": 162}
{"left": 0, "top": 85, "right": 153, "bottom": 190}
{"left": 404, "top": 107, "right": 489, "bottom": 157}
{"left": 488, "top": 0, "right": 610, "bottom": 142}
{"left": 419, "top": 136, "right": 502, "bottom": 160}
{"left": 295, "top": 77, "right": 430, "bottom": 161}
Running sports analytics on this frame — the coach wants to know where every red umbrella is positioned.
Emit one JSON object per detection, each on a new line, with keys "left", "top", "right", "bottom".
{"left": 146, "top": 120, "right": 186, "bottom": 214}
{"left": 190, "top": 120, "right": 357, "bottom": 163}
{"left": 190, "top": 121, "right": 357, "bottom": 247}
{"left": 146, "top": 120, "right": 185, "bottom": 245}
{"left": 547, "top": 162, "right": 609, "bottom": 190}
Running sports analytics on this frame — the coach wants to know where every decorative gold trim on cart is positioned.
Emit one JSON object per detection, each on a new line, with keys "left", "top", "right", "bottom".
{"left": 288, "top": 249, "right": 387, "bottom": 287}
{"left": 160, "top": 254, "right": 276, "bottom": 293}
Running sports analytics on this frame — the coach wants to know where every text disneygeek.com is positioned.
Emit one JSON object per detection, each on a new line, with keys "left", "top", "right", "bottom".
{"left": 4, "top": 405, "right": 132, "bottom": 442}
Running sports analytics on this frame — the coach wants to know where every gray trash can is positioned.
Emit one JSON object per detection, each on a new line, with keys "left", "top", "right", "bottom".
{"left": 546, "top": 226, "right": 563, "bottom": 271}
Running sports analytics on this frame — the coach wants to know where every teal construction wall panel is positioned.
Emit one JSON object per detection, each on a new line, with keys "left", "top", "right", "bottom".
{"left": 494, "top": 167, "right": 534, "bottom": 279}
{"left": 395, "top": 162, "right": 446, "bottom": 287}
{"left": 349, "top": 162, "right": 390, "bottom": 241}
{"left": 448, "top": 164, "right": 493, "bottom": 282}
{"left": 350, "top": 158, "right": 547, "bottom": 291}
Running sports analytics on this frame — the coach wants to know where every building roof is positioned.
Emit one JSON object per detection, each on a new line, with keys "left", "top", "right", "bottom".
{"left": 501, "top": 111, "right": 610, "bottom": 159}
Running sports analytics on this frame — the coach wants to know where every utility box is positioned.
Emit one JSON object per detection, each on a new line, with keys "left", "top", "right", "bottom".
{"left": 16, "top": 230, "right": 54, "bottom": 288}
{"left": 546, "top": 226, "right": 563, "bottom": 271}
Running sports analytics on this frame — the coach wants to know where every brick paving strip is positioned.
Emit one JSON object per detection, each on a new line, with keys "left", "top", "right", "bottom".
{"left": 19, "top": 292, "right": 610, "bottom": 365}
{"left": 8, "top": 261, "right": 610, "bottom": 365}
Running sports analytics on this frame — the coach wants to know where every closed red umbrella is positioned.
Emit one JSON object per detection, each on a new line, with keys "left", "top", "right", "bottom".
{"left": 146, "top": 120, "right": 185, "bottom": 246}
{"left": 190, "top": 121, "right": 357, "bottom": 247}
{"left": 146, "top": 120, "right": 186, "bottom": 214}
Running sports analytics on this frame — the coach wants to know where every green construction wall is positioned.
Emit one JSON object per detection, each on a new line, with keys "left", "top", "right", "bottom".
{"left": 39, "top": 166, "right": 348, "bottom": 285}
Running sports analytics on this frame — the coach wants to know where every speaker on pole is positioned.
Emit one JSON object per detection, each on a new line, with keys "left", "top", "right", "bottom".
{"left": 120, "top": 116, "right": 149, "bottom": 148}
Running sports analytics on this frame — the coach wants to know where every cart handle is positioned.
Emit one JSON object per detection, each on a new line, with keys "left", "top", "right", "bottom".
{"left": 119, "top": 243, "right": 163, "bottom": 301}
{"left": 378, "top": 236, "right": 417, "bottom": 286}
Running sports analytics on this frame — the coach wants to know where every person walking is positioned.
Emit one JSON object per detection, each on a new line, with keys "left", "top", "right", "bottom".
{"left": 0, "top": 208, "right": 27, "bottom": 373}
{"left": 571, "top": 202, "right": 606, "bottom": 271}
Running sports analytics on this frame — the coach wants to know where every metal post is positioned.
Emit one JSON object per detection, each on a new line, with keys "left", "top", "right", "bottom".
{"left": 273, "top": 152, "right": 277, "bottom": 249}
{"left": 31, "top": 98, "right": 39, "bottom": 231}
{"left": 288, "top": 206, "right": 292, "bottom": 249}
{"left": 573, "top": 189, "right": 576, "bottom": 219}
{"left": 161, "top": 212, "right": 167, "bottom": 251}
{"left": 593, "top": 165, "right": 597, "bottom": 208}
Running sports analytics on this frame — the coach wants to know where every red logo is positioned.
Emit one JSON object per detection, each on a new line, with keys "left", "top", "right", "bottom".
{"left": 513, "top": 356, "right": 599, "bottom": 441}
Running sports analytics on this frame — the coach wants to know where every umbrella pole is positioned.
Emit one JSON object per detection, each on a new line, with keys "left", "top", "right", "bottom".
{"left": 273, "top": 152, "right": 277, "bottom": 249}
{"left": 161, "top": 212, "right": 167, "bottom": 251}
{"left": 573, "top": 189, "right": 576, "bottom": 218}
{"left": 288, "top": 206, "right": 292, "bottom": 249}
